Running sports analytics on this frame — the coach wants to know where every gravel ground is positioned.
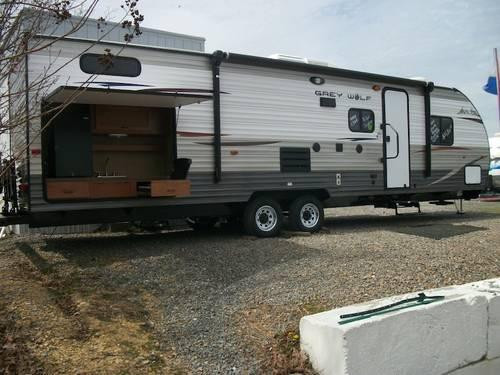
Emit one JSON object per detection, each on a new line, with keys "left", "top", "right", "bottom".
{"left": 1, "top": 200, "right": 499, "bottom": 373}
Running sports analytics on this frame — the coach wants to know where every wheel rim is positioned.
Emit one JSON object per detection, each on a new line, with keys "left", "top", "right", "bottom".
{"left": 300, "top": 203, "right": 320, "bottom": 228}
{"left": 255, "top": 205, "right": 278, "bottom": 232}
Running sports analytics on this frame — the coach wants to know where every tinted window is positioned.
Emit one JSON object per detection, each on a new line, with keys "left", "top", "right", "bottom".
{"left": 430, "top": 116, "right": 441, "bottom": 144}
{"left": 349, "top": 110, "right": 362, "bottom": 132}
{"left": 430, "top": 116, "right": 454, "bottom": 146}
{"left": 349, "top": 108, "right": 375, "bottom": 133}
{"left": 80, "top": 53, "right": 141, "bottom": 77}
{"left": 440, "top": 117, "right": 453, "bottom": 145}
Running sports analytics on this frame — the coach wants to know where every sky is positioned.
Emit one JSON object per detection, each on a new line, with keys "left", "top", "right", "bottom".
{"left": 95, "top": 0, "right": 500, "bottom": 137}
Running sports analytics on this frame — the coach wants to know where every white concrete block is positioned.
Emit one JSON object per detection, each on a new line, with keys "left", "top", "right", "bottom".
{"left": 448, "top": 357, "right": 500, "bottom": 375}
{"left": 488, "top": 296, "right": 500, "bottom": 359}
{"left": 300, "top": 293, "right": 488, "bottom": 375}
{"left": 466, "top": 279, "right": 500, "bottom": 359}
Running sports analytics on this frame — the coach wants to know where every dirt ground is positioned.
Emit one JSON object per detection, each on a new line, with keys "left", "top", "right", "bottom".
{"left": 0, "top": 200, "right": 499, "bottom": 374}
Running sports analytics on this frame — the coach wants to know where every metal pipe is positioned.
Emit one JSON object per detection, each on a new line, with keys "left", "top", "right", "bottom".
{"left": 24, "top": 52, "right": 30, "bottom": 211}
{"left": 424, "top": 82, "right": 434, "bottom": 177}
{"left": 211, "top": 50, "right": 226, "bottom": 183}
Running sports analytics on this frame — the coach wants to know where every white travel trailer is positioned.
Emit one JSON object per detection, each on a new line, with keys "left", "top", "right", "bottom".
{"left": 489, "top": 133, "right": 500, "bottom": 191}
{"left": 3, "top": 34, "right": 490, "bottom": 237}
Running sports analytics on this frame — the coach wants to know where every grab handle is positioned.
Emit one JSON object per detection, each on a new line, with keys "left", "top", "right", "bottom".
{"left": 384, "top": 123, "right": 400, "bottom": 160}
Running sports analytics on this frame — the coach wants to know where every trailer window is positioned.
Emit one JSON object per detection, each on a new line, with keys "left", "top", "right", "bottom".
{"left": 430, "top": 116, "right": 453, "bottom": 146}
{"left": 349, "top": 108, "right": 374, "bottom": 133}
{"left": 80, "top": 53, "right": 141, "bottom": 77}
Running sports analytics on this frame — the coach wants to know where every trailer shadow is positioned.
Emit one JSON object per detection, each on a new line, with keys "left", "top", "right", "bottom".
{"left": 38, "top": 229, "right": 324, "bottom": 286}
{"left": 322, "top": 209, "right": 499, "bottom": 237}
{"left": 389, "top": 223, "right": 487, "bottom": 240}
{"left": 28, "top": 204, "right": 499, "bottom": 287}
{"left": 37, "top": 208, "right": 499, "bottom": 265}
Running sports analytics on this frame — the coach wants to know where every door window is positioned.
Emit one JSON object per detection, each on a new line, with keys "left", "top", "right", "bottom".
{"left": 349, "top": 108, "right": 375, "bottom": 133}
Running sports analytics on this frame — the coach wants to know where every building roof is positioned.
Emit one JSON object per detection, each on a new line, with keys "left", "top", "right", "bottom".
{"left": 26, "top": 8, "right": 205, "bottom": 52}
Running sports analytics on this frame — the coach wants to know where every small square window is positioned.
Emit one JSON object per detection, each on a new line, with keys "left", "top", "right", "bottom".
{"left": 349, "top": 108, "right": 375, "bottom": 133}
{"left": 430, "top": 116, "right": 454, "bottom": 146}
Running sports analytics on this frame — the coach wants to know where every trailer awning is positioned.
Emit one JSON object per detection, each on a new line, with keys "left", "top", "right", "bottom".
{"left": 44, "top": 86, "right": 213, "bottom": 108}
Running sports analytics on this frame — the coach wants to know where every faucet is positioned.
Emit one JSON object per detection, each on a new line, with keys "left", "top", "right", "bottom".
{"left": 104, "top": 157, "right": 110, "bottom": 176}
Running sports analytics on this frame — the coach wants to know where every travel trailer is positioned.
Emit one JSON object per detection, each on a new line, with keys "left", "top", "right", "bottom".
{"left": 2, "top": 32, "right": 490, "bottom": 237}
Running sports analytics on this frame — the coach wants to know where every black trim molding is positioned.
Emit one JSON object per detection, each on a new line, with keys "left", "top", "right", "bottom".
{"left": 211, "top": 50, "right": 227, "bottom": 183}
{"left": 423, "top": 82, "right": 434, "bottom": 177}
{"left": 225, "top": 53, "right": 429, "bottom": 88}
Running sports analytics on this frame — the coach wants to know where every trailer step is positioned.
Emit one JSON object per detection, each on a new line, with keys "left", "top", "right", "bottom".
{"left": 393, "top": 201, "right": 421, "bottom": 215}
{"left": 374, "top": 200, "right": 422, "bottom": 215}
{"left": 429, "top": 200, "right": 454, "bottom": 206}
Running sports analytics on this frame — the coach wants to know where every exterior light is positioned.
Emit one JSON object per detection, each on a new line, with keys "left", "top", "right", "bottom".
{"left": 310, "top": 76, "right": 325, "bottom": 85}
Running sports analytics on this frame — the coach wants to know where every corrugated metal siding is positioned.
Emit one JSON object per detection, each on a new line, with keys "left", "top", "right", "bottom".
{"left": 219, "top": 63, "right": 383, "bottom": 172}
{"left": 39, "top": 14, "right": 205, "bottom": 52}
{"left": 431, "top": 88, "right": 489, "bottom": 148}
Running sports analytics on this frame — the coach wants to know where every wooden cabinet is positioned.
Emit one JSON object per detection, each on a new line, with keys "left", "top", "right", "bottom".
{"left": 94, "top": 105, "right": 162, "bottom": 134}
{"left": 46, "top": 180, "right": 90, "bottom": 200}
{"left": 46, "top": 178, "right": 190, "bottom": 200}
{"left": 150, "top": 180, "right": 191, "bottom": 197}
{"left": 89, "top": 180, "right": 137, "bottom": 199}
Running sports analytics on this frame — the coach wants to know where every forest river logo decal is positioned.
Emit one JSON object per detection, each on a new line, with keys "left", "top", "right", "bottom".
{"left": 457, "top": 107, "right": 479, "bottom": 117}
{"left": 314, "top": 90, "right": 371, "bottom": 101}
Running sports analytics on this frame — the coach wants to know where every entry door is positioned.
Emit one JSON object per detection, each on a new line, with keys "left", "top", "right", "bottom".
{"left": 383, "top": 89, "right": 410, "bottom": 188}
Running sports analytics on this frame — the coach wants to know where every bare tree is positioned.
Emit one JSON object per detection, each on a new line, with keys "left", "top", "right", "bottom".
{"left": 0, "top": 0, "right": 144, "bottom": 212}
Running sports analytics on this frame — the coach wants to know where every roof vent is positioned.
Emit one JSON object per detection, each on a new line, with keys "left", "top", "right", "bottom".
{"left": 268, "top": 53, "right": 333, "bottom": 67}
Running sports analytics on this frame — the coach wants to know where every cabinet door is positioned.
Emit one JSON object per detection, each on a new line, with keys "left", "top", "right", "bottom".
{"left": 46, "top": 181, "right": 90, "bottom": 200}
{"left": 53, "top": 104, "right": 93, "bottom": 177}
{"left": 150, "top": 180, "right": 191, "bottom": 197}
{"left": 95, "top": 105, "right": 152, "bottom": 134}
{"left": 89, "top": 180, "right": 137, "bottom": 199}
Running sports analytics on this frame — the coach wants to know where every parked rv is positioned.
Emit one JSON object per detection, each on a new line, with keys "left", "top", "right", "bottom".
{"left": 489, "top": 133, "right": 500, "bottom": 192}
{"left": 2, "top": 32, "right": 490, "bottom": 237}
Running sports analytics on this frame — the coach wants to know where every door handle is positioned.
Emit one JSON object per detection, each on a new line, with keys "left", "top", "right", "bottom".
{"left": 384, "top": 123, "right": 400, "bottom": 160}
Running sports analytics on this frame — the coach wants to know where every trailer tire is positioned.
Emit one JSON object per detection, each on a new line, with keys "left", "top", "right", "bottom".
{"left": 289, "top": 195, "right": 324, "bottom": 232}
{"left": 243, "top": 197, "right": 283, "bottom": 237}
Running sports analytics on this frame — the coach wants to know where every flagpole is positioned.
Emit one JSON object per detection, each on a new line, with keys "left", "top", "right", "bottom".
{"left": 495, "top": 47, "right": 500, "bottom": 129}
